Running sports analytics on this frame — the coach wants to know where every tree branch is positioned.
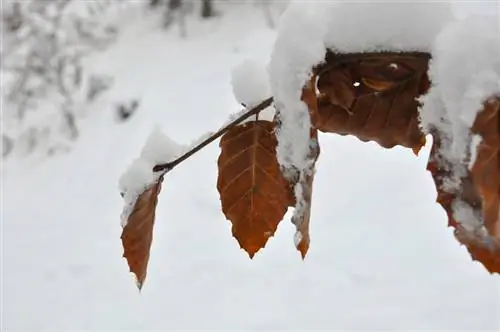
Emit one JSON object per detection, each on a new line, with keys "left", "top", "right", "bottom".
{"left": 153, "top": 97, "right": 273, "bottom": 172}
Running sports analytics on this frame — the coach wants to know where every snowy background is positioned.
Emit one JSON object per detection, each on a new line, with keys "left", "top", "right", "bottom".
{"left": 2, "top": 1, "right": 500, "bottom": 330}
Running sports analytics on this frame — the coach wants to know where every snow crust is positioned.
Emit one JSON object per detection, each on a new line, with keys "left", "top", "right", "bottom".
{"left": 419, "top": 14, "right": 500, "bottom": 231}
{"left": 119, "top": 126, "right": 185, "bottom": 225}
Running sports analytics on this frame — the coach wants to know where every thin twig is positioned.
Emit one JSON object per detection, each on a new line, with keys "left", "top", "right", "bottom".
{"left": 153, "top": 97, "right": 273, "bottom": 172}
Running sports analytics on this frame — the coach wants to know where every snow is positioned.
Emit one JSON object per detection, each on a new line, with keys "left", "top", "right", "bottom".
{"left": 2, "top": 2, "right": 500, "bottom": 331}
{"left": 468, "top": 134, "right": 483, "bottom": 170}
{"left": 230, "top": 59, "right": 274, "bottom": 122}
{"left": 231, "top": 59, "right": 271, "bottom": 108}
{"left": 118, "top": 125, "right": 185, "bottom": 225}
{"left": 270, "top": 0, "right": 455, "bottom": 176}
{"left": 419, "top": 13, "right": 500, "bottom": 231}
{"left": 269, "top": 0, "right": 456, "bottom": 238}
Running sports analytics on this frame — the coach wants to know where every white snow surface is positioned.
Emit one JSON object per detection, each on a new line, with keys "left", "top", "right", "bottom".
{"left": 2, "top": 3, "right": 500, "bottom": 331}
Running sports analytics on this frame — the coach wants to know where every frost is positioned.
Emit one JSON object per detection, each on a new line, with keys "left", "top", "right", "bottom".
{"left": 119, "top": 126, "right": 186, "bottom": 225}
{"left": 419, "top": 14, "right": 500, "bottom": 191}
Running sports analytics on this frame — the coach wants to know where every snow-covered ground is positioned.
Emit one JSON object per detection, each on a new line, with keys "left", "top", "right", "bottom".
{"left": 2, "top": 2, "right": 499, "bottom": 330}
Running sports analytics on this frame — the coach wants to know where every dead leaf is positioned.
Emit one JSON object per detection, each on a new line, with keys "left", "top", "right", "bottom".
{"left": 428, "top": 96, "right": 500, "bottom": 274}
{"left": 217, "top": 120, "right": 291, "bottom": 258}
{"left": 470, "top": 97, "right": 499, "bottom": 239}
{"left": 291, "top": 77, "right": 322, "bottom": 259}
{"left": 314, "top": 52, "right": 429, "bottom": 152}
{"left": 316, "top": 66, "right": 355, "bottom": 111}
{"left": 121, "top": 176, "right": 163, "bottom": 290}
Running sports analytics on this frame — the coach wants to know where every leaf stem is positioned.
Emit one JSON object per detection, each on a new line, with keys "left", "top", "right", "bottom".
{"left": 153, "top": 97, "right": 273, "bottom": 173}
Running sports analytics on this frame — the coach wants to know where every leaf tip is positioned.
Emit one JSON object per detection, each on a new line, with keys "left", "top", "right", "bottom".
{"left": 294, "top": 231, "right": 310, "bottom": 259}
{"left": 296, "top": 241, "right": 309, "bottom": 260}
{"left": 243, "top": 245, "right": 260, "bottom": 259}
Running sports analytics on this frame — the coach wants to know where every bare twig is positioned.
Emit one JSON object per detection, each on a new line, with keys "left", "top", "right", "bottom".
{"left": 153, "top": 97, "right": 273, "bottom": 172}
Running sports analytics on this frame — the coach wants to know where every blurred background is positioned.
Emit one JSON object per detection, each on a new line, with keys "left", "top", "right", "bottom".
{"left": 1, "top": 1, "right": 499, "bottom": 331}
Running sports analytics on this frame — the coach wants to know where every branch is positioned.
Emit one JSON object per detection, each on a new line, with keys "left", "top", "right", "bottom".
{"left": 153, "top": 97, "right": 273, "bottom": 172}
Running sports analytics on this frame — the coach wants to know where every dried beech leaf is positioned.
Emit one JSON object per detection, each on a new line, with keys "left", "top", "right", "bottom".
{"left": 291, "top": 78, "right": 322, "bottom": 259}
{"left": 121, "top": 177, "right": 163, "bottom": 289}
{"left": 470, "top": 97, "right": 499, "bottom": 238}
{"left": 317, "top": 67, "right": 355, "bottom": 112}
{"left": 428, "top": 97, "right": 500, "bottom": 273}
{"left": 293, "top": 172, "right": 315, "bottom": 259}
{"left": 361, "top": 77, "right": 396, "bottom": 92}
{"left": 217, "top": 120, "right": 290, "bottom": 258}
{"left": 314, "top": 53, "right": 429, "bottom": 153}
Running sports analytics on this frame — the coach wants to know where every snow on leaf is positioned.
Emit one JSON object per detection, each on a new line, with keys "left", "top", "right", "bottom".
{"left": 269, "top": 0, "right": 453, "bottom": 180}
{"left": 419, "top": 14, "right": 500, "bottom": 251}
{"left": 121, "top": 176, "right": 163, "bottom": 290}
{"left": 119, "top": 126, "right": 185, "bottom": 225}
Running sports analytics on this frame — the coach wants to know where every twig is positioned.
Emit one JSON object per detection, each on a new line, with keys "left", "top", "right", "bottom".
{"left": 153, "top": 97, "right": 273, "bottom": 172}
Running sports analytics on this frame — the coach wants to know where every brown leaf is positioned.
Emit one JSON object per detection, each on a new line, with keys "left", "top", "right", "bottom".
{"left": 291, "top": 78, "right": 321, "bottom": 259}
{"left": 313, "top": 52, "right": 429, "bottom": 153}
{"left": 292, "top": 172, "right": 315, "bottom": 259}
{"left": 217, "top": 120, "right": 291, "bottom": 258}
{"left": 470, "top": 97, "right": 499, "bottom": 239}
{"left": 428, "top": 96, "right": 500, "bottom": 274}
{"left": 316, "top": 67, "right": 355, "bottom": 112}
{"left": 121, "top": 176, "right": 163, "bottom": 290}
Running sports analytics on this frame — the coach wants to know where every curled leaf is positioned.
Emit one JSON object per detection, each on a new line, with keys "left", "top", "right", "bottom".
{"left": 428, "top": 97, "right": 500, "bottom": 273}
{"left": 121, "top": 176, "right": 163, "bottom": 290}
{"left": 291, "top": 77, "right": 321, "bottom": 259}
{"left": 217, "top": 120, "right": 290, "bottom": 258}
{"left": 314, "top": 52, "right": 429, "bottom": 152}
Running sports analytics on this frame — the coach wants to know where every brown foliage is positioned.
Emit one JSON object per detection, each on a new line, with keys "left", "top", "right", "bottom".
{"left": 217, "top": 120, "right": 292, "bottom": 258}
{"left": 312, "top": 52, "right": 429, "bottom": 154}
{"left": 291, "top": 77, "right": 321, "bottom": 258}
{"left": 428, "top": 97, "right": 500, "bottom": 273}
{"left": 119, "top": 51, "right": 499, "bottom": 289}
{"left": 121, "top": 176, "right": 163, "bottom": 290}
{"left": 308, "top": 51, "right": 499, "bottom": 274}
